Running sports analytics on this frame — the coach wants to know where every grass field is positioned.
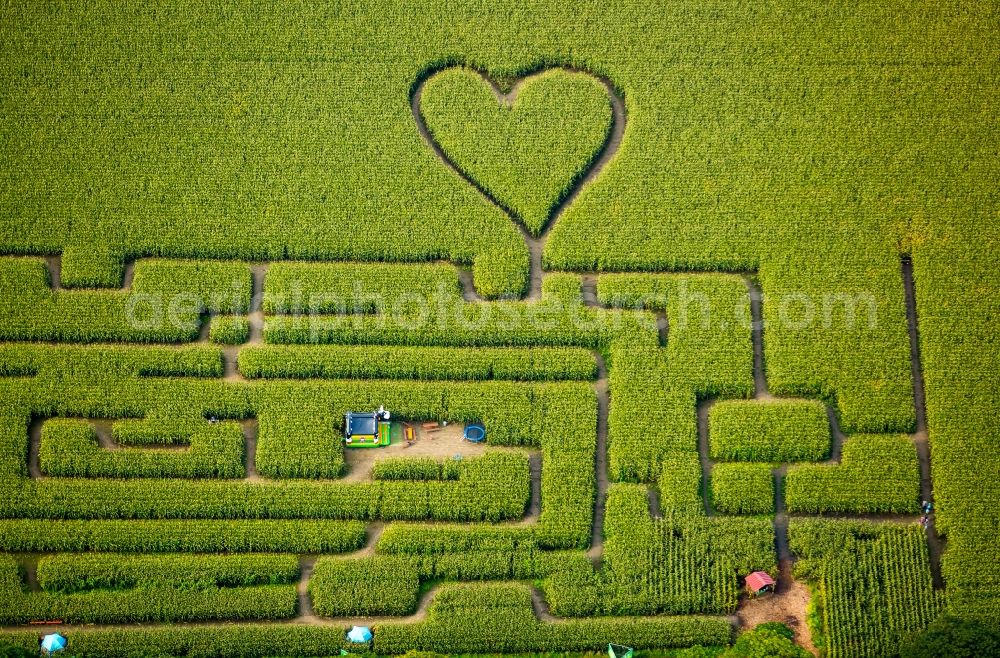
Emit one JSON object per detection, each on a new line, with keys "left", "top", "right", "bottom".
{"left": 0, "top": 2, "right": 997, "bottom": 657}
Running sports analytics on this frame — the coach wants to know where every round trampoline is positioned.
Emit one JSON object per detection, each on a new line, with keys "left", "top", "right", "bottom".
{"left": 463, "top": 424, "right": 486, "bottom": 443}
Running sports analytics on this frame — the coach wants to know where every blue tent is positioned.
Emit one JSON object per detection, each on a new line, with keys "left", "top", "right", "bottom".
{"left": 347, "top": 626, "right": 373, "bottom": 643}
{"left": 41, "top": 634, "right": 67, "bottom": 654}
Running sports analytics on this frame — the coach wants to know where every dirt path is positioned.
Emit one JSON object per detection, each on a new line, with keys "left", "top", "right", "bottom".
{"left": 772, "top": 466, "right": 791, "bottom": 566}
{"left": 697, "top": 398, "right": 717, "bottom": 516}
{"left": 531, "top": 587, "right": 557, "bottom": 622}
{"left": 587, "top": 354, "right": 609, "bottom": 565}
{"left": 744, "top": 276, "right": 774, "bottom": 401}
{"left": 411, "top": 66, "right": 627, "bottom": 301}
{"left": 26, "top": 417, "right": 42, "bottom": 479}
{"left": 902, "top": 256, "right": 944, "bottom": 589}
{"left": 824, "top": 405, "right": 847, "bottom": 463}
{"left": 456, "top": 267, "right": 483, "bottom": 303}
{"left": 215, "top": 263, "right": 268, "bottom": 380}
{"left": 18, "top": 555, "right": 41, "bottom": 593}
{"left": 647, "top": 484, "right": 662, "bottom": 519}
{"left": 528, "top": 452, "right": 542, "bottom": 519}
{"left": 248, "top": 264, "right": 267, "bottom": 344}
{"left": 241, "top": 419, "right": 261, "bottom": 482}
{"left": 297, "top": 557, "right": 318, "bottom": 621}
{"left": 44, "top": 255, "right": 62, "bottom": 290}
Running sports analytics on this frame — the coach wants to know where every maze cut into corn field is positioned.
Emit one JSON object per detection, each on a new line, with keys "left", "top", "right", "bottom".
{"left": 0, "top": 2, "right": 997, "bottom": 657}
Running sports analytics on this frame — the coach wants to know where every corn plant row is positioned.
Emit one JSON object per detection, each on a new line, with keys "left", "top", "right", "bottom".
{"left": 309, "top": 556, "right": 420, "bottom": 617}
{"left": 602, "top": 274, "right": 754, "bottom": 483}
{"left": 0, "top": 258, "right": 251, "bottom": 343}
{"left": 0, "top": 556, "right": 296, "bottom": 624}
{"left": 708, "top": 398, "right": 831, "bottom": 462}
{"left": 39, "top": 418, "right": 246, "bottom": 479}
{"left": 376, "top": 523, "right": 538, "bottom": 555}
{"left": 0, "top": 343, "right": 224, "bottom": 379}
{"left": 0, "top": 602, "right": 730, "bottom": 658}
{"left": 1, "top": 451, "right": 528, "bottom": 522}
{"left": 263, "top": 261, "right": 461, "bottom": 314}
{"left": 36, "top": 553, "right": 300, "bottom": 593}
{"left": 408, "top": 550, "right": 592, "bottom": 584}
{"left": 209, "top": 315, "right": 250, "bottom": 344}
{"left": 2, "top": 371, "right": 592, "bottom": 471}
{"left": 658, "top": 453, "right": 704, "bottom": 515}
{"left": 371, "top": 456, "right": 462, "bottom": 481}
{"left": 377, "top": 582, "right": 731, "bottom": 654}
{"left": 372, "top": 391, "right": 597, "bottom": 550}
{"left": 784, "top": 434, "right": 920, "bottom": 514}
{"left": 710, "top": 463, "right": 775, "bottom": 515}
{"left": 238, "top": 344, "right": 597, "bottom": 381}
{"left": 543, "top": 485, "right": 774, "bottom": 617}
{"left": 0, "top": 519, "right": 366, "bottom": 553}
{"left": 790, "top": 519, "right": 944, "bottom": 658}
{"left": 911, "top": 246, "right": 1000, "bottom": 624}
{"left": 262, "top": 299, "right": 650, "bottom": 349}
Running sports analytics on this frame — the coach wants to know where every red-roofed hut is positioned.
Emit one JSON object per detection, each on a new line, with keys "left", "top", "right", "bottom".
{"left": 745, "top": 571, "right": 775, "bottom": 596}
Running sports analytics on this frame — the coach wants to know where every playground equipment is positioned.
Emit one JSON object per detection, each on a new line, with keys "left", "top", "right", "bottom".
{"left": 343, "top": 407, "right": 391, "bottom": 448}
{"left": 463, "top": 423, "right": 486, "bottom": 443}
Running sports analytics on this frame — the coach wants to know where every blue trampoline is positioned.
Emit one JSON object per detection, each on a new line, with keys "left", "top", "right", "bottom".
{"left": 463, "top": 424, "right": 486, "bottom": 443}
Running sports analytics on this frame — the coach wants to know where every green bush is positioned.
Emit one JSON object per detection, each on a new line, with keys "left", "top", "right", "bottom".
{"left": 718, "top": 623, "right": 810, "bottom": 658}
{"left": 900, "top": 615, "right": 1000, "bottom": 658}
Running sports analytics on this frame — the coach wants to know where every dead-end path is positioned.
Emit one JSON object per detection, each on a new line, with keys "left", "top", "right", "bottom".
{"left": 19, "top": 555, "right": 41, "bottom": 593}
{"left": 241, "top": 419, "right": 260, "bottom": 482}
{"left": 44, "top": 256, "right": 61, "bottom": 290}
{"left": 697, "top": 398, "right": 717, "bottom": 517}
{"left": 297, "top": 556, "right": 318, "bottom": 621}
{"left": 27, "top": 417, "right": 42, "bottom": 479}
{"left": 248, "top": 264, "right": 267, "bottom": 344}
{"left": 530, "top": 587, "right": 557, "bottom": 622}
{"left": 528, "top": 452, "right": 543, "bottom": 519}
{"left": 587, "top": 353, "right": 609, "bottom": 566}
{"left": 744, "top": 276, "right": 773, "bottom": 401}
